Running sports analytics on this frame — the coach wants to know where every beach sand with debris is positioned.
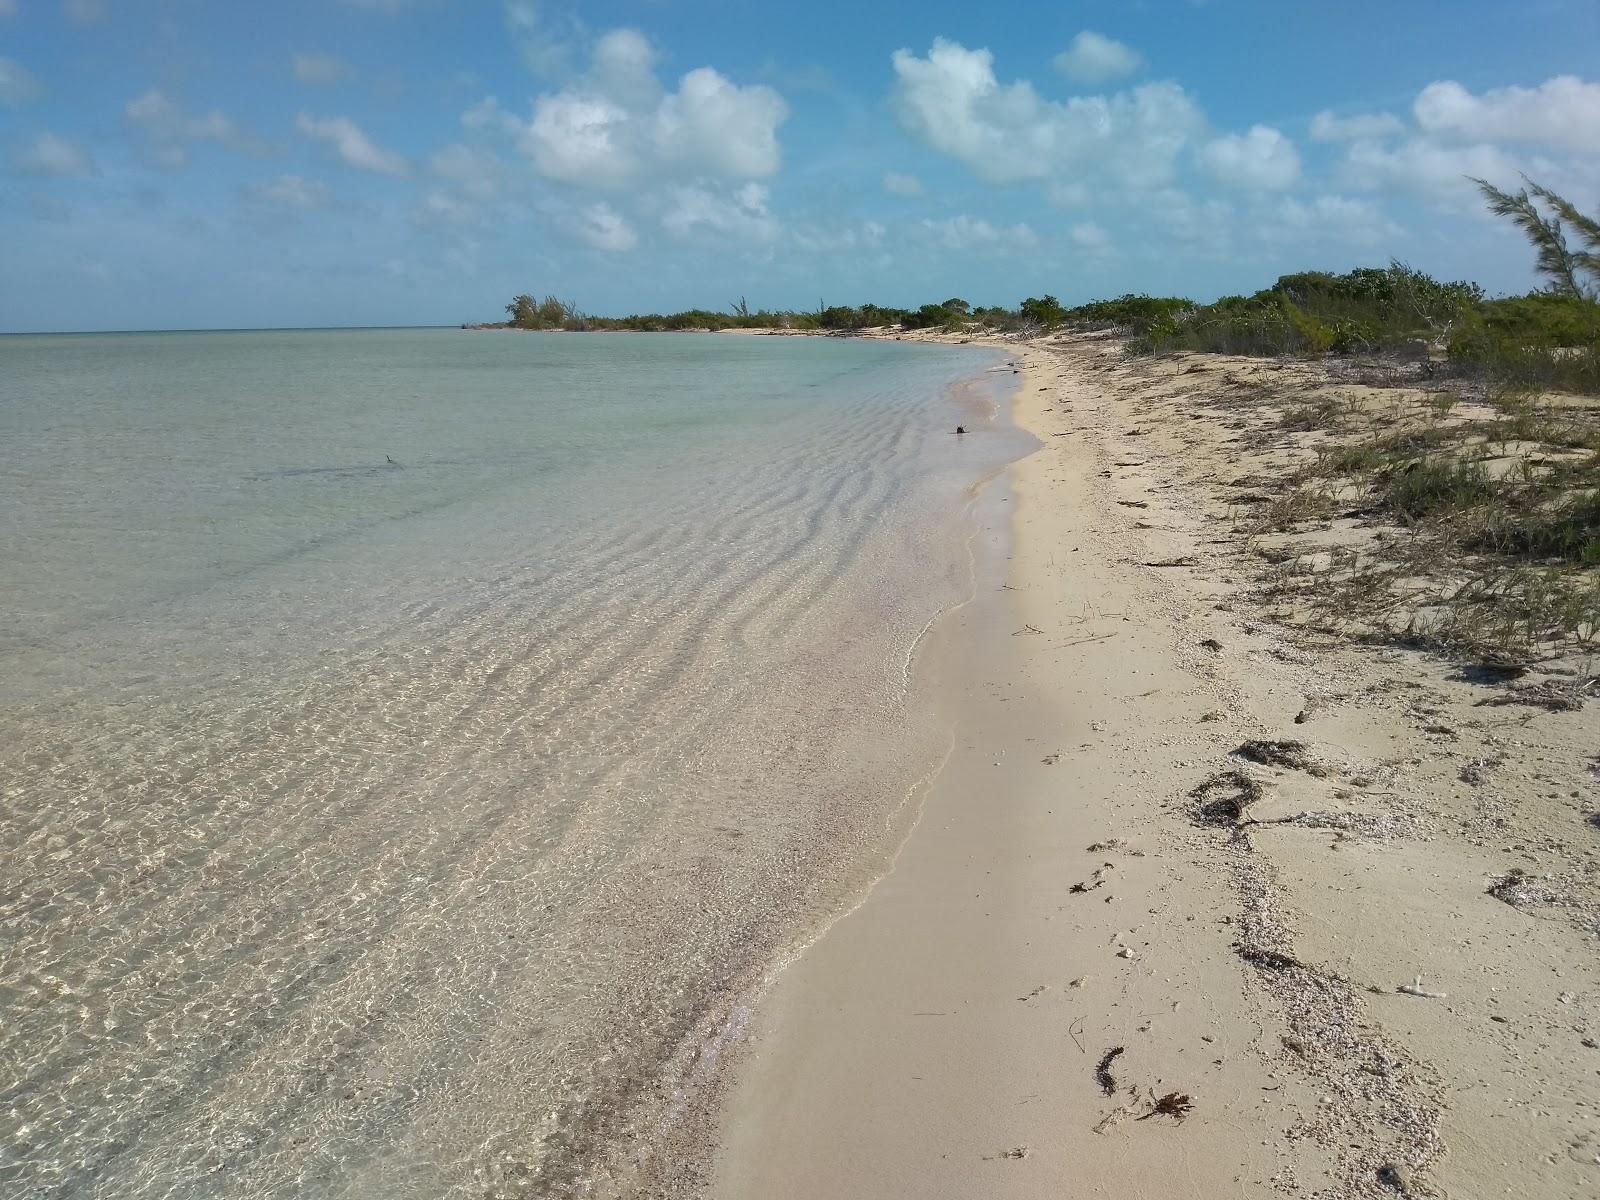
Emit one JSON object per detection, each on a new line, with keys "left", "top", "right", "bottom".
{"left": 699, "top": 333, "right": 1598, "bottom": 1199}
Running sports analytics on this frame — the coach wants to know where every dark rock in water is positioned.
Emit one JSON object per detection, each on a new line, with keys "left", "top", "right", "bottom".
{"left": 955, "top": 425, "right": 967, "bottom": 435}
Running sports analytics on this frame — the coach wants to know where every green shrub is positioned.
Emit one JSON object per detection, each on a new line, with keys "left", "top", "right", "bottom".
{"left": 1383, "top": 459, "right": 1495, "bottom": 522}
{"left": 1473, "top": 490, "right": 1600, "bottom": 565}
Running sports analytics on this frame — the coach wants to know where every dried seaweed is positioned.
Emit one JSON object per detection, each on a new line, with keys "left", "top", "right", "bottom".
{"left": 1137, "top": 1091, "right": 1194, "bottom": 1121}
{"left": 1095, "top": 1046, "right": 1125, "bottom": 1096}
{"left": 1190, "top": 769, "right": 1267, "bottom": 826}
{"left": 1234, "top": 738, "right": 1329, "bottom": 776}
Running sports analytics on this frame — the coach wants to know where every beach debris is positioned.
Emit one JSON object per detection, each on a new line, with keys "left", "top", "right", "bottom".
{"left": 1376, "top": 1163, "right": 1414, "bottom": 1194}
{"left": 1116, "top": 946, "right": 1136, "bottom": 959}
{"left": 982, "top": 1145, "right": 1029, "bottom": 1161}
{"left": 1095, "top": 1046, "right": 1125, "bottom": 1095}
{"left": 1236, "top": 945, "right": 1305, "bottom": 972}
{"left": 1017, "top": 985, "right": 1048, "bottom": 1002}
{"left": 1142, "top": 555, "right": 1198, "bottom": 568}
{"left": 1041, "top": 752, "right": 1060, "bottom": 765}
{"left": 1137, "top": 1092, "right": 1194, "bottom": 1122}
{"left": 1116, "top": 499, "right": 1150, "bottom": 508}
{"left": 1476, "top": 678, "right": 1592, "bottom": 712}
{"left": 1190, "top": 769, "right": 1267, "bottom": 827}
{"left": 1396, "top": 975, "right": 1447, "bottom": 1000}
{"left": 1198, "top": 637, "right": 1224, "bottom": 652}
{"left": 1234, "top": 738, "right": 1330, "bottom": 777}
{"left": 1086, "top": 838, "right": 1127, "bottom": 853}
{"left": 1069, "top": 880, "right": 1102, "bottom": 894}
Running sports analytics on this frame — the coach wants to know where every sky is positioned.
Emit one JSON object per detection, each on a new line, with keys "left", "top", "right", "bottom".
{"left": 2, "top": 0, "right": 1599, "bottom": 331}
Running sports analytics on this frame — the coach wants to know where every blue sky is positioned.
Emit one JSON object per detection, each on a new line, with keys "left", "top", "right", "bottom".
{"left": 2, "top": 0, "right": 1599, "bottom": 331}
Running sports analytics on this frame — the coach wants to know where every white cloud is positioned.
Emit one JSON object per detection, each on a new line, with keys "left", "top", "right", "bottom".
{"left": 661, "top": 182, "right": 778, "bottom": 242}
{"left": 574, "top": 202, "right": 637, "bottom": 251}
{"left": 1264, "top": 194, "right": 1402, "bottom": 246}
{"left": 1053, "top": 32, "right": 1143, "bottom": 86}
{"left": 126, "top": 89, "right": 258, "bottom": 167}
{"left": 1310, "top": 111, "right": 1404, "bottom": 142}
{"left": 1339, "top": 136, "right": 1524, "bottom": 203}
{"left": 242, "top": 174, "right": 330, "bottom": 210}
{"left": 882, "top": 170, "right": 924, "bottom": 197}
{"left": 792, "top": 219, "right": 887, "bottom": 254}
{"left": 890, "top": 39, "right": 1203, "bottom": 186}
{"left": 62, "top": 0, "right": 104, "bottom": 25}
{"left": 918, "top": 214, "right": 1038, "bottom": 251}
{"left": 1200, "top": 125, "right": 1301, "bottom": 190}
{"left": 14, "top": 130, "right": 92, "bottom": 176}
{"left": 508, "top": 28, "right": 787, "bottom": 189}
{"left": 1317, "top": 75, "right": 1600, "bottom": 210}
{"left": 292, "top": 53, "right": 348, "bottom": 85}
{"left": 1412, "top": 76, "right": 1600, "bottom": 153}
{"left": 1070, "top": 221, "right": 1111, "bottom": 250}
{"left": 0, "top": 56, "right": 40, "bottom": 105}
{"left": 296, "top": 113, "right": 408, "bottom": 174}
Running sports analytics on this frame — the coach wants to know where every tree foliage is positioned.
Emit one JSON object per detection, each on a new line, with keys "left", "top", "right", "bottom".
{"left": 1473, "top": 176, "right": 1600, "bottom": 302}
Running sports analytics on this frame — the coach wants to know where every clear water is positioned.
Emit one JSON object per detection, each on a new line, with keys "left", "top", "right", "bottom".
{"left": 0, "top": 329, "right": 1024, "bottom": 1198}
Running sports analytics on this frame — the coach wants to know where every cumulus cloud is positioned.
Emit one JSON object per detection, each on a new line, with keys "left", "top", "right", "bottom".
{"left": 918, "top": 214, "right": 1038, "bottom": 251}
{"left": 242, "top": 174, "right": 330, "bottom": 211}
{"left": 882, "top": 170, "right": 924, "bottom": 197}
{"left": 0, "top": 56, "right": 40, "bottom": 105}
{"left": 1310, "top": 111, "right": 1404, "bottom": 142}
{"left": 1053, "top": 32, "right": 1143, "bottom": 86}
{"left": 496, "top": 28, "right": 787, "bottom": 189}
{"left": 126, "top": 89, "right": 260, "bottom": 167}
{"left": 661, "top": 182, "right": 778, "bottom": 242}
{"left": 1412, "top": 76, "right": 1600, "bottom": 153}
{"left": 1264, "top": 194, "right": 1402, "bottom": 246}
{"left": 890, "top": 39, "right": 1203, "bottom": 186}
{"left": 296, "top": 112, "right": 408, "bottom": 174}
{"left": 1323, "top": 74, "right": 1600, "bottom": 206}
{"left": 1340, "top": 136, "right": 1524, "bottom": 203}
{"left": 292, "top": 53, "right": 348, "bottom": 85}
{"left": 1200, "top": 125, "right": 1300, "bottom": 190}
{"left": 574, "top": 202, "right": 637, "bottom": 251}
{"left": 14, "top": 130, "right": 93, "bottom": 176}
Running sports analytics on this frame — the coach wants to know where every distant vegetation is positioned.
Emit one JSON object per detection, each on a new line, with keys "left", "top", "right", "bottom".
{"left": 492, "top": 176, "right": 1598, "bottom": 392}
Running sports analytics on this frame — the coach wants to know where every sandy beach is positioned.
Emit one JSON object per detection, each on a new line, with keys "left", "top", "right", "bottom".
{"left": 692, "top": 333, "right": 1598, "bottom": 1199}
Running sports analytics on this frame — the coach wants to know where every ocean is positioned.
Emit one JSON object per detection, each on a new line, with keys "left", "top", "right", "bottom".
{"left": 0, "top": 328, "right": 1026, "bottom": 1197}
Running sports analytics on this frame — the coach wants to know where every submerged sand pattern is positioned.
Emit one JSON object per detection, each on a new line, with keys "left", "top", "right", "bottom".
{"left": 0, "top": 331, "right": 1024, "bottom": 1198}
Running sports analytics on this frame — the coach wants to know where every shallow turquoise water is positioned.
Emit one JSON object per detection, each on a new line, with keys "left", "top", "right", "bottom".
{"left": 0, "top": 329, "right": 1025, "bottom": 1197}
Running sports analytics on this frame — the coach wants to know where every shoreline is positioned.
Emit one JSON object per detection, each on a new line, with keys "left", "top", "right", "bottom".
{"left": 682, "top": 333, "right": 1598, "bottom": 1199}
